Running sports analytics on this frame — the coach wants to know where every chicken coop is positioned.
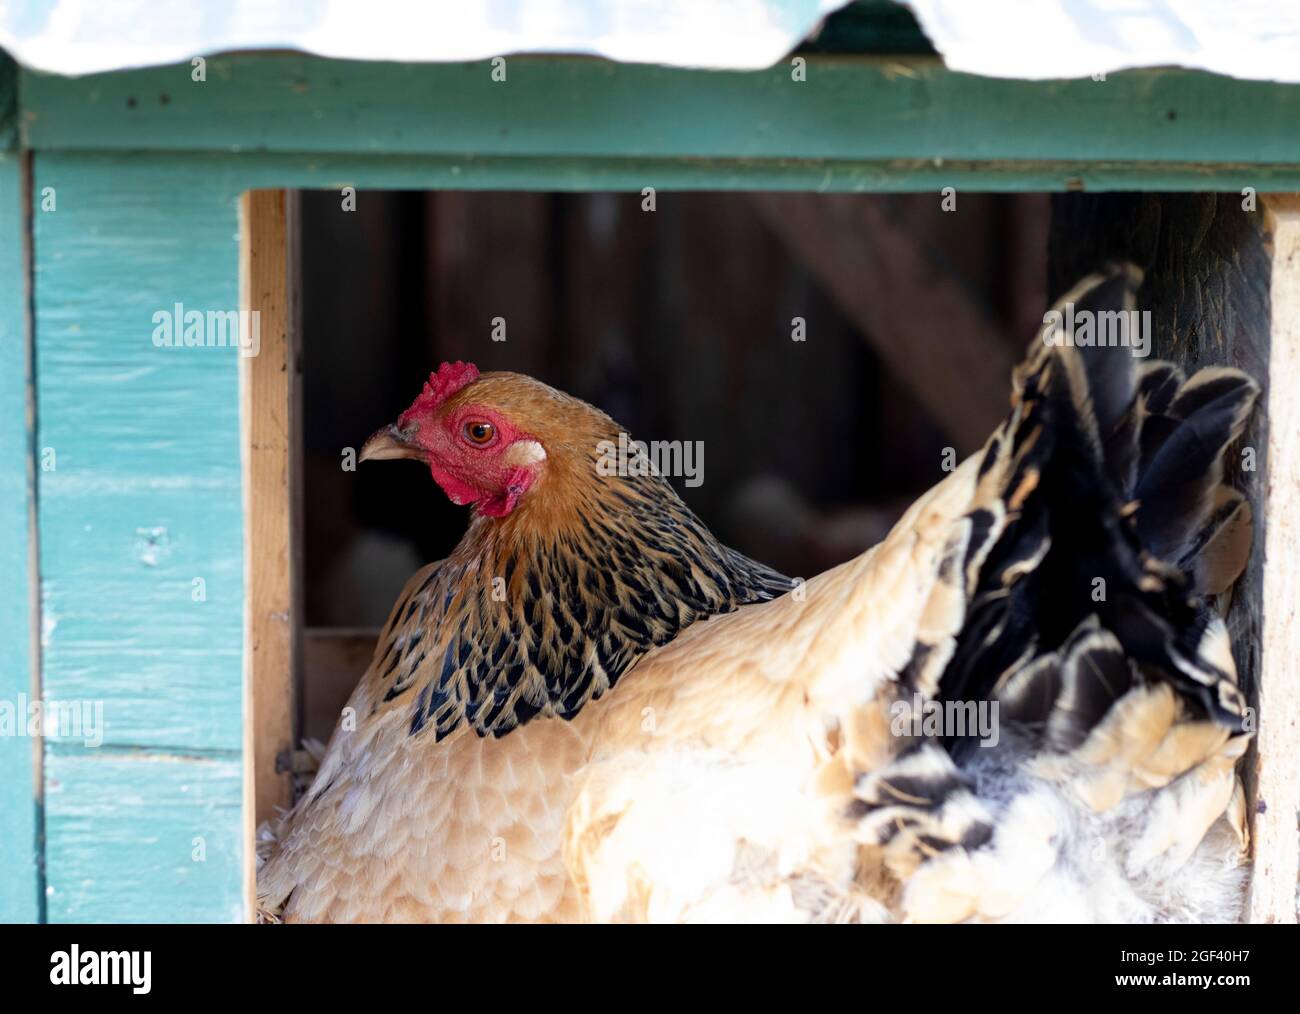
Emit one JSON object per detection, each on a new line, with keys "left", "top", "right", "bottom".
{"left": 1, "top": 0, "right": 1298, "bottom": 924}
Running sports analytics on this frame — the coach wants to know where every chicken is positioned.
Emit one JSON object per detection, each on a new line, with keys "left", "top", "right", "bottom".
{"left": 259, "top": 264, "right": 1259, "bottom": 923}
{"left": 258, "top": 361, "right": 791, "bottom": 921}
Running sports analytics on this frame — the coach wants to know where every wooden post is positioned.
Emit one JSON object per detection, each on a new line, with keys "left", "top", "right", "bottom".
{"left": 1049, "top": 192, "right": 1298, "bottom": 923}
{"left": 1250, "top": 195, "right": 1300, "bottom": 923}
{"left": 0, "top": 80, "right": 42, "bottom": 921}
{"left": 239, "top": 189, "right": 301, "bottom": 919}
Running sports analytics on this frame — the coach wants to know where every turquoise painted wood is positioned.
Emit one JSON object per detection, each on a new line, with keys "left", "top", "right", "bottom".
{"left": 19, "top": 55, "right": 1300, "bottom": 176}
{"left": 0, "top": 144, "right": 41, "bottom": 923}
{"left": 43, "top": 750, "right": 243, "bottom": 923}
{"left": 33, "top": 154, "right": 245, "bottom": 921}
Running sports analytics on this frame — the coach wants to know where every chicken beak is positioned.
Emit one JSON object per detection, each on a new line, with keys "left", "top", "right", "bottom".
{"left": 359, "top": 424, "right": 424, "bottom": 463}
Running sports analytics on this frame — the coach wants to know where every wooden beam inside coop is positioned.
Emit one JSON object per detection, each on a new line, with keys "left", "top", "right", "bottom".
{"left": 239, "top": 189, "right": 302, "bottom": 919}
{"left": 750, "top": 192, "right": 1015, "bottom": 455}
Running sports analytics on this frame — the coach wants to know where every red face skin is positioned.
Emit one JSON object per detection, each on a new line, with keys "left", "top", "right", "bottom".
{"left": 395, "top": 400, "right": 542, "bottom": 518}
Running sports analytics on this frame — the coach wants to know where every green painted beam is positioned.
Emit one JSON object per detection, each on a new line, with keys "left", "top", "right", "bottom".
{"left": 34, "top": 149, "right": 1300, "bottom": 197}
{"left": 18, "top": 55, "right": 1300, "bottom": 171}
{"left": 0, "top": 148, "right": 40, "bottom": 923}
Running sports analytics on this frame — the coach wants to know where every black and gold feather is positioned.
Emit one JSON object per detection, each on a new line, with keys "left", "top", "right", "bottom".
{"left": 372, "top": 467, "right": 790, "bottom": 741}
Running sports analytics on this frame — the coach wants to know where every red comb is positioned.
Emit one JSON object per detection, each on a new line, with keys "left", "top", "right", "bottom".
{"left": 400, "top": 361, "right": 480, "bottom": 422}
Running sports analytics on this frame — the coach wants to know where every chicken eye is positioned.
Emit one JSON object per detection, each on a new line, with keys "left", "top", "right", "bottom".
{"left": 463, "top": 421, "right": 496, "bottom": 446}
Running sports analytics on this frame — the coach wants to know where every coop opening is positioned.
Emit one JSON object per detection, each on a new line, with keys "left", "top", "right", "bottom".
{"left": 238, "top": 185, "right": 1049, "bottom": 872}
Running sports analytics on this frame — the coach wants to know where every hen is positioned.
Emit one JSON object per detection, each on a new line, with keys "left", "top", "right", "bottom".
{"left": 260, "top": 264, "right": 1259, "bottom": 923}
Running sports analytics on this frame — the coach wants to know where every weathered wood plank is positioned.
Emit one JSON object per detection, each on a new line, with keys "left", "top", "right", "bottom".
{"left": 19, "top": 56, "right": 1300, "bottom": 171}
{"left": 0, "top": 147, "right": 40, "bottom": 922}
{"left": 1249, "top": 194, "right": 1300, "bottom": 924}
{"left": 34, "top": 159, "right": 245, "bottom": 753}
{"left": 752, "top": 192, "right": 1014, "bottom": 452}
{"left": 33, "top": 154, "right": 245, "bottom": 920}
{"left": 43, "top": 748, "right": 243, "bottom": 923}
{"left": 239, "top": 190, "right": 300, "bottom": 848}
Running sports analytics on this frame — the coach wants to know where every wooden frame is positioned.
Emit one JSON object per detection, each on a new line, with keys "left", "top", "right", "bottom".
{"left": 1250, "top": 195, "right": 1300, "bottom": 923}
{"left": 239, "top": 189, "right": 302, "bottom": 917}
{"left": 0, "top": 139, "right": 41, "bottom": 924}
{"left": 3, "top": 47, "right": 1299, "bottom": 922}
